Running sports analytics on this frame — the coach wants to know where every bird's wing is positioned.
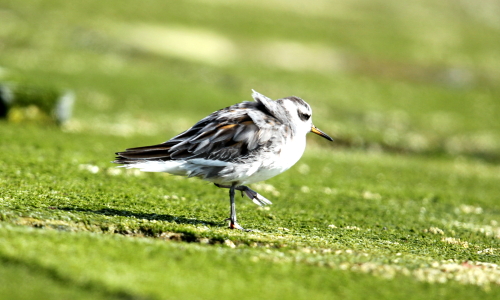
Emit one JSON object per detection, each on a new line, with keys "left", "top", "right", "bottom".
{"left": 114, "top": 102, "right": 283, "bottom": 164}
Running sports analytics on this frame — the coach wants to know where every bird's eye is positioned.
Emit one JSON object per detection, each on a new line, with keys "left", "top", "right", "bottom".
{"left": 298, "top": 111, "right": 311, "bottom": 121}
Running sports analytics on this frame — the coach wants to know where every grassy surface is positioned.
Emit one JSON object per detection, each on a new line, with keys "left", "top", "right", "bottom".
{"left": 1, "top": 0, "right": 500, "bottom": 299}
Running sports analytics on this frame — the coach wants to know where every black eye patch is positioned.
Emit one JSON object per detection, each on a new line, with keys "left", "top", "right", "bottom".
{"left": 298, "top": 111, "right": 311, "bottom": 121}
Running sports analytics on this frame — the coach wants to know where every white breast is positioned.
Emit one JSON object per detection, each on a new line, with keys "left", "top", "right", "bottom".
{"left": 238, "top": 135, "right": 307, "bottom": 185}
{"left": 274, "top": 134, "right": 307, "bottom": 172}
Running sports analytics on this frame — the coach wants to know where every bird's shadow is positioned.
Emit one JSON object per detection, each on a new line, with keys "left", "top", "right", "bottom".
{"left": 57, "top": 206, "right": 222, "bottom": 227}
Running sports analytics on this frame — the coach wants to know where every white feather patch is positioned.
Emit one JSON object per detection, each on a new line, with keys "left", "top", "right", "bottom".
{"left": 188, "top": 158, "right": 230, "bottom": 167}
{"left": 121, "top": 160, "right": 187, "bottom": 175}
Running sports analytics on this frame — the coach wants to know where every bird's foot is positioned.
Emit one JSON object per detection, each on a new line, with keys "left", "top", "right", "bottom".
{"left": 239, "top": 186, "right": 272, "bottom": 206}
{"left": 225, "top": 218, "right": 252, "bottom": 231}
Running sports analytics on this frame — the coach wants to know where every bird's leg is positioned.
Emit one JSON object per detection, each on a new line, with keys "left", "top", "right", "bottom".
{"left": 227, "top": 183, "right": 245, "bottom": 230}
{"left": 214, "top": 183, "right": 272, "bottom": 207}
{"left": 214, "top": 183, "right": 231, "bottom": 188}
{"left": 214, "top": 183, "right": 271, "bottom": 231}
{"left": 215, "top": 183, "right": 244, "bottom": 197}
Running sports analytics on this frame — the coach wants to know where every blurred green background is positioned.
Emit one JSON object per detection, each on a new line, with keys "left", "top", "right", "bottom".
{"left": 1, "top": 1, "right": 500, "bottom": 299}
{"left": 2, "top": 0, "right": 499, "bottom": 159}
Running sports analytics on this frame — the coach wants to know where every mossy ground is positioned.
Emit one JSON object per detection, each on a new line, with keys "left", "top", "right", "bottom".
{"left": 1, "top": 1, "right": 499, "bottom": 299}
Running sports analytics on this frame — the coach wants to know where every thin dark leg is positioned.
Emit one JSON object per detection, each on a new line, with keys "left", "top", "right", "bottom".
{"left": 228, "top": 183, "right": 244, "bottom": 230}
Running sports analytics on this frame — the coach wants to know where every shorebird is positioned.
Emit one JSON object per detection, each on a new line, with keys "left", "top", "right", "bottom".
{"left": 114, "top": 90, "right": 333, "bottom": 230}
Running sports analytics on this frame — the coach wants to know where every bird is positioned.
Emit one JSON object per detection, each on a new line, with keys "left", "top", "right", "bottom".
{"left": 114, "top": 90, "right": 333, "bottom": 230}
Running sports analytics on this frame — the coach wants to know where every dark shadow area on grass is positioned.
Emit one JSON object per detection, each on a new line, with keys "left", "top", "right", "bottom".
{"left": 54, "top": 206, "right": 230, "bottom": 244}
{"left": 0, "top": 255, "right": 150, "bottom": 300}
{"left": 57, "top": 206, "right": 222, "bottom": 228}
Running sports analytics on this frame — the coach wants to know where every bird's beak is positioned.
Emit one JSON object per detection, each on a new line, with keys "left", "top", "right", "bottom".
{"left": 311, "top": 125, "right": 333, "bottom": 141}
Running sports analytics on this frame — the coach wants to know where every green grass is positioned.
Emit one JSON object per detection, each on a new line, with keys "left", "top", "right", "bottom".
{"left": 1, "top": 0, "right": 500, "bottom": 299}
